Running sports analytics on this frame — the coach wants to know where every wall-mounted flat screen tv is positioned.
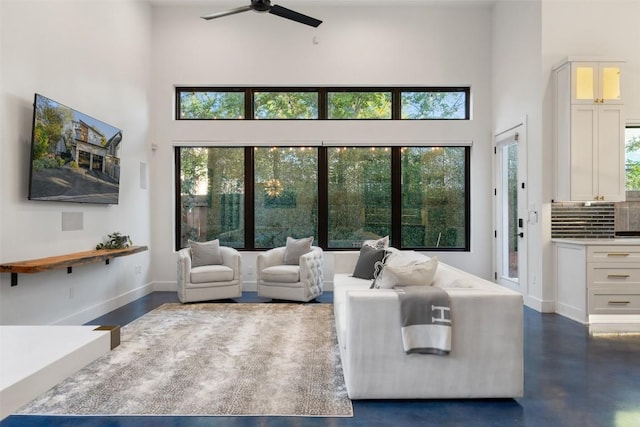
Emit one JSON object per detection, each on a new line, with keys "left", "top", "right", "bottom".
{"left": 28, "top": 93, "right": 123, "bottom": 204}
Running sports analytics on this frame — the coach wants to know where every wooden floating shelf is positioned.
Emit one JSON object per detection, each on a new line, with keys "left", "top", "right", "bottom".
{"left": 0, "top": 245, "right": 148, "bottom": 286}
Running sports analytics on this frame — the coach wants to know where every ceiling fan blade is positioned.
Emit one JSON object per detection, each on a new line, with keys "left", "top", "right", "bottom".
{"left": 269, "top": 4, "right": 322, "bottom": 27}
{"left": 201, "top": 6, "right": 252, "bottom": 20}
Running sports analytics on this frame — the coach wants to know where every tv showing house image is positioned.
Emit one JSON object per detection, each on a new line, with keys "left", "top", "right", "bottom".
{"left": 28, "top": 93, "right": 123, "bottom": 204}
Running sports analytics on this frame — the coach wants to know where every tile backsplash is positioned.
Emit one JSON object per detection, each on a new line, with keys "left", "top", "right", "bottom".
{"left": 551, "top": 199, "right": 640, "bottom": 238}
{"left": 615, "top": 201, "right": 640, "bottom": 231}
{"left": 551, "top": 202, "right": 615, "bottom": 238}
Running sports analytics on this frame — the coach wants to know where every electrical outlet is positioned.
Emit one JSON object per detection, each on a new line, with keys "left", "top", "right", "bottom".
{"left": 134, "top": 265, "right": 142, "bottom": 275}
{"left": 69, "top": 287, "right": 75, "bottom": 299}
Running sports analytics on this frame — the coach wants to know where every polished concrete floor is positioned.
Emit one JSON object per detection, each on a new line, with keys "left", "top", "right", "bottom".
{"left": 2, "top": 291, "right": 639, "bottom": 427}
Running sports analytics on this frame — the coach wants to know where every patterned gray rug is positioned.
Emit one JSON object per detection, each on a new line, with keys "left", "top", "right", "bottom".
{"left": 17, "top": 303, "right": 353, "bottom": 417}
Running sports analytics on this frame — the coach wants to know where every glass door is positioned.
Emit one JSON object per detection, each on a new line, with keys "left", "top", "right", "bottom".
{"left": 494, "top": 126, "right": 527, "bottom": 293}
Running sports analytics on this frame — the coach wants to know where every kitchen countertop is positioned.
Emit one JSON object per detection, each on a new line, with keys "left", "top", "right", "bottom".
{"left": 552, "top": 238, "right": 640, "bottom": 245}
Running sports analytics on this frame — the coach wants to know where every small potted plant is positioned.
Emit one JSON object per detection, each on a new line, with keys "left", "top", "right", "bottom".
{"left": 96, "top": 232, "right": 133, "bottom": 250}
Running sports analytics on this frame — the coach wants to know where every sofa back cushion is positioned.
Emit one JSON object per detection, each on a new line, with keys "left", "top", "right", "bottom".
{"left": 284, "top": 236, "right": 313, "bottom": 265}
{"left": 189, "top": 239, "right": 222, "bottom": 267}
{"left": 352, "top": 245, "right": 387, "bottom": 280}
{"left": 379, "top": 257, "right": 439, "bottom": 288}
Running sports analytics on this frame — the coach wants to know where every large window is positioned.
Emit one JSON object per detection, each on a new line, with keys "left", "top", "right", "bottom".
{"left": 254, "top": 147, "right": 318, "bottom": 247}
{"left": 401, "top": 147, "right": 467, "bottom": 248}
{"left": 176, "top": 87, "right": 470, "bottom": 120}
{"left": 328, "top": 147, "right": 392, "bottom": 247}
{"left": 176, "top": 145, "right": 469, "bottom": 251}
{"left": 626, "top": 125, "right": 640, "bottom": 196}
{"left": 177, "top": 147, "right": 245, "bottom": 248}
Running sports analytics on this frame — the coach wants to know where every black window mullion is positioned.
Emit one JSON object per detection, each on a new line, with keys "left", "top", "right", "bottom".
{"left": 318, "top": 88, "right": 327, "bottom": 120}
{"left": 392, "top": 89, "right": 401, "bottom": 120}
{"left": 174, "top": 146, "right": 183, "bottom": 251}
{"left": 391, "top": 147, "right": 402, "bottom": 248}
{"left": 464, "top": 146, "right": 471, "bottom": 250}
{"left": 245, "top": 89, "right": 254, "bottom": 120}
{"left": 317, "top": 147, "right": 328, "bottom": 248}
{"left": 245, "top": 146, "right": 255, "bottom": 249}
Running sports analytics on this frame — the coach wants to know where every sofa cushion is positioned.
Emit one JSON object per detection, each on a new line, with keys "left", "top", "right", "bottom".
{"left": 352, "top": 245, "right": 387, "bottom": 280}
{"left": 190, "top": 264, "right": 234, "bottom": 284}
{"left": 363, "top": 235, "right": 389, "bottom": 249}
{"left": 189, "top": 239, "right": 222, "bottom": 267}
{"left": 284, "top": 236, "right": 313, "bottom": 265}
{"left": 380, "top": 257, "right": 438, "bottom": 288}
{"left": 261, "top": 265, "right": 300, "bottom": 283}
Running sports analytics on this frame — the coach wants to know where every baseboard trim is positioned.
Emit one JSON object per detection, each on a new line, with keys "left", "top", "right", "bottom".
{"left": 53, "top": 283, "right": 154, "bottom": 325}
{"left": 524, "top": 295, "right": 555, "bottom": 314}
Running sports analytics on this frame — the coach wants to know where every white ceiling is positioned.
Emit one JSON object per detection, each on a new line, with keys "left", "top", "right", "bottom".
{"left": 146, "top": 0, "right": 496, "bottom": 6}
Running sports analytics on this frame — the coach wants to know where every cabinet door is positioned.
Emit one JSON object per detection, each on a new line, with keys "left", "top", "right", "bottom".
{"left": 570, "top": 105, "right": 598, "bottom": 200}
{"left": 597, "top": 105, "right": 625, "bottom": 201}
{"left": 570, "top": 62, "right": 623, "bottom": 105}
{"left": 571, "top": 63, "right": 597, "bottom": 104}
{"left": 598, "top": 63, "right": 622, "bottom": 104}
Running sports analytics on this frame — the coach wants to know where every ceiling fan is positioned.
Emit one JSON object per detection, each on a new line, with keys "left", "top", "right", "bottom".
{"left": 201, "top": 0, "right": 322, "bottom": 28}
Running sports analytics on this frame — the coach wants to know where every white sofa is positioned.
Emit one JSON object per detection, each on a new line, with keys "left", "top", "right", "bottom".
{"left": 332, "top": 251, "right": 524, "bottom": 399}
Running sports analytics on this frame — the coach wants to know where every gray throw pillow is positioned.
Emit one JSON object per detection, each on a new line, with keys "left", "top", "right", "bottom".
{"left": 352, "top": 245, "right": 386, "bottom": 280}
{"left": 284, "top": 236, "right": 313, "bottom": 265}
{"left": 189, "top": 239, "right": 222, "bottom": 267}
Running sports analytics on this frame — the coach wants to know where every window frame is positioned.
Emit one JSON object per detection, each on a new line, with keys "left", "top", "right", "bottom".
{"left": 175, "top": 87, "right": 471, "bottom": 121}
{"left": 175, "top": 145, "right": 470, "bottom": 252}
{"left": 625, "top": 124, "right": 640, "bottom": 199}
{"left": 175, "top": 88, "right": 247, "bottom": 120}
{"left": 252, "top": 88, "right": 320, "bottom": 120}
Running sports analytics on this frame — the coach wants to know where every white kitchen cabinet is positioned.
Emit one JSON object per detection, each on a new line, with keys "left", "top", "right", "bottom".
{"left": 571, "top": 62, "right": 622, "bottom": 105}
{"left": 554, "top": 240, "right": 640, "bottom": 326}
{"left": 587, "top": 246, "right": 640, "bottom": 315}
{"left": 553, "top": 58, "right": 626, "bottom": 202}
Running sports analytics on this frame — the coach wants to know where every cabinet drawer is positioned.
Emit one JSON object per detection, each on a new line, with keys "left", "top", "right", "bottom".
{"left": 589, "top": 290, "right": 640, "bottom": 314}
{"left": 588, "top": 264, "right": 640, "bottom": 284}
{"left": 587, "top": 246, "right": 640, "bottom": 263}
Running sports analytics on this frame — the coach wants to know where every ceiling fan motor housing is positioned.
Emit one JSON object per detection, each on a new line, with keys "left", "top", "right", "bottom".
{"left": 251, "top": 0, "right": 271, "bottom": 12}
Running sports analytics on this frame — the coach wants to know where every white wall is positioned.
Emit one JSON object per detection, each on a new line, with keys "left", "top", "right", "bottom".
{"left": 541, "top": 0, "right": 640, "bottom": 119}
{"left": 149, "top": 3, "right": 496, "bottom": 289}
{"left": 0, "top": 0, "right": 152, "bottom": 324}
{"left": 492, "top": 1, "right": 551, "bottom": 311}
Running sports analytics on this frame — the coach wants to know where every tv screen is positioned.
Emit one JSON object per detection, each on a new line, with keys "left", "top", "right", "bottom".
{"left": 28, "top": 93, "right": 123, "bottom": 204}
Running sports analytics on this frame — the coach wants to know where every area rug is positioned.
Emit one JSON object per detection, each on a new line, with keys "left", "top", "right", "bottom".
{"left": 16, "top": 303, "right": 353, "bottom": 417}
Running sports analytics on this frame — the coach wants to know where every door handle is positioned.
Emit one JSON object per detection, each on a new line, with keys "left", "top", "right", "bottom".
{"left": 518, "top": 232, "right": 524, "bottom": 238}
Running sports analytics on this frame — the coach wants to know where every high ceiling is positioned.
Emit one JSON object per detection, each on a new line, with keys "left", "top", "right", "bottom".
{"left": 146, "top": 0, "right": 495, "bottom": 5}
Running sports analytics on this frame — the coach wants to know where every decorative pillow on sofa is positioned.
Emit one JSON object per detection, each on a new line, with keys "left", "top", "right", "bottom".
{"left": 363, "top": 235, "right": 389, "bottom": 249}
{"left": 284, "top": 236, "right": 313, "bottom": 265}
{"left": 352, "top": 245, "right": 387, "bottom": 280}
{"left": 189, "top": 239, "right": 222, "bottom": 267}
{"left": 377, "top": 256, "right": 439, "bottom": 289}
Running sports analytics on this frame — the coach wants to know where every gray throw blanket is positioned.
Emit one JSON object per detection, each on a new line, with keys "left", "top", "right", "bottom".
{"left": 395, "top": 286, "right": 451, "bottom": 355}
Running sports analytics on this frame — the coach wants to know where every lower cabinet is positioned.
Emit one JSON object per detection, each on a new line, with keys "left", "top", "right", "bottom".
{"left": 554, "top": 242, "right": 640, "bottom": 324}
{"left": 587, "top": 246, "right": 640, "bottom": 315}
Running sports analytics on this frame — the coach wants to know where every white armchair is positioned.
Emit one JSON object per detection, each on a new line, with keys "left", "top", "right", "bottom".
{"left": 177, "top": 246, "right": 242, "bottom": 303}
{"left": 257, "top": 246, "right": 324, "bottom": 302}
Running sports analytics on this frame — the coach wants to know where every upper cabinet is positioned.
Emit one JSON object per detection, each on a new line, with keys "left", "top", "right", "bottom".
{"left": 553, "top": 58, "right": 626, "bottom": 202}
{"left": 571, "top": 62, "right": 623, "bottom": 105}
